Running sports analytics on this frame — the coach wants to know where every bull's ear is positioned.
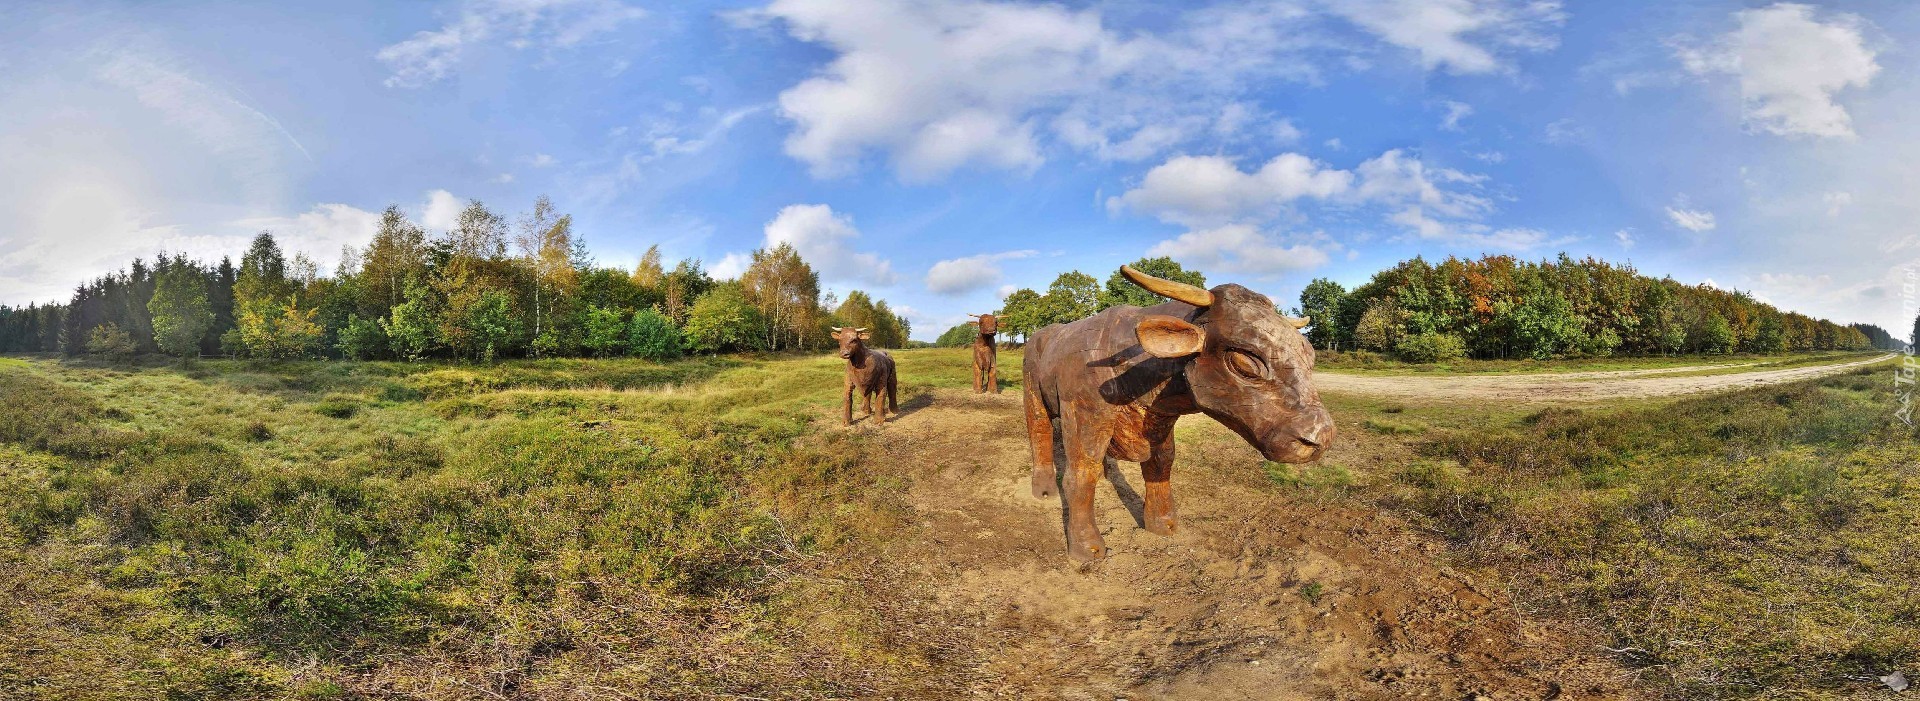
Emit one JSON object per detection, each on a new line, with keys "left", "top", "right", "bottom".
{"left": 1136, "top": 315, "right": 1205, "bottom": 358}
{"left": 858, "top": 332, "right": 872, "bottom": 340}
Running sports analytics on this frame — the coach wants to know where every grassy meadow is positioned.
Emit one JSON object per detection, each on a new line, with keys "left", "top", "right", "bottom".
{"left": 0, "top": 350, "right": 996, "bottom": 698}
{"left": 1298, "top": 358, "right": 1919, "bottom": 698}
{"left": 0, "top": 348, "right": 1913, "bottom": 699}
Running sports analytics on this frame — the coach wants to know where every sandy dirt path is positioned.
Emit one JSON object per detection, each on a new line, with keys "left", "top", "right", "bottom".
{"left": 867, "top": 390, "right": 1633, "bottom": 700}
{"left": 1315, "top": 354, "right": 1893, "bottom": 403}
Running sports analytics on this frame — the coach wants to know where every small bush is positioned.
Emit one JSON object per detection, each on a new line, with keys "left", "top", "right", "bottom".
{"left": 627, "top": 308, "right": 684, "bottom": 361}
{"left": 1393, "top": 332, "right": 1468, "bottom": 363}
{"left": 312, "top": 394, "right": 361, "bottom": 419}
{"left": 1363, "top": 418, "right": 1425, "bottom": 435}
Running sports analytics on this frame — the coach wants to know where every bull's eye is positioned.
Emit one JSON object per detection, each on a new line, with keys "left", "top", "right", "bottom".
{"left": 1225, "top": 349, "right": 1268, "bottom": 380}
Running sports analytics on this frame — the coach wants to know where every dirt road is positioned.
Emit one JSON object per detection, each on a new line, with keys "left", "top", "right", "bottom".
{"left": 870, "top": 391, "right": 1631, "bottom": 700}
{"left": 1314, "top": 354, "right": 1893, "bottom": 403}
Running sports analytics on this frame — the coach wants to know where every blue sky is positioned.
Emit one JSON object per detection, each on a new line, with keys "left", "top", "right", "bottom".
{"left": 2, "top": 0, "right": 1915, "bottom": 339}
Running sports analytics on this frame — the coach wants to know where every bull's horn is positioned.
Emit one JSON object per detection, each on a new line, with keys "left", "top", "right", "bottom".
{"left": 1287, "top": 316, "right": 1310, "bottom": 329}
{"left": 1121, "top": 264, "right": 1213, "bottom": 308}
{"left": 855, "top": 327, "right": 868, "bottom": 332}
{"left": 831, "top": 326, "right": 843, "bottom": 332}
{"left": 967, "top": 313, "right": 980, "bottom": 318}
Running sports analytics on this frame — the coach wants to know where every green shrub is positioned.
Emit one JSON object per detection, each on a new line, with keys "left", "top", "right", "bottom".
{"left": 335, "top": 313, "right": 387, "bottom": 360}
{"left": 1393, "top": 332, "right": 1468, "bottom": 363}
{"left": 85, "top": 322, "right": 136, "bottom": 358}
{"left": 627, "top": 308, "right": 684, "bottom": 361}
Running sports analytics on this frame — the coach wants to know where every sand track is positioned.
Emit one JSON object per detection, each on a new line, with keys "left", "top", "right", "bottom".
{"left": 1314, "top": 354, "right": 1892, "bottom": 403}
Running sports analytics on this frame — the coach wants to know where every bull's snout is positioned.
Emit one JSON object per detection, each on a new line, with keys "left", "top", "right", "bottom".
{"left": 839, "top": 351, "right": 852, "bottom": 359}
{"left": 1259, "top": 409, "right": 1336, "bottom": 463}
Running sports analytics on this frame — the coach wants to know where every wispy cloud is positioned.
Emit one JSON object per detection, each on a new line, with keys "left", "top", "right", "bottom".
{"left": 378, "top": 0, "right": 647, "bottom": 88}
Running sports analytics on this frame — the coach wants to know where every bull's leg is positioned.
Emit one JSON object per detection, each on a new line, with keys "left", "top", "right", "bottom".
{"left": 973, "top": 359, "right": 984, "bottom": 393}
{"left": 887, "top": 373, "right": 898, "bottom": 413}
{"left": 988, "top": 363, "right": 1000, "bottom": 394}
{"left": 1061, "top": 411, "right": 1111, "bottom": 563}
{"left": 862, "top": 389, "right": 873, "bottom": 416}
{"left": 873, "top": 387, "right": 887, "bottom": 425}
{"left": 843, "top": 383, "right": 854, "bottom": 426}
{"left": 1142, "top": 416, "right": 1179, "bottom": 535}
{"left": 1141, "top": 442, "right": 1178, "bottom": 534}
{"left": 1023, "top": 371, "right": 1057, "bottom": 499}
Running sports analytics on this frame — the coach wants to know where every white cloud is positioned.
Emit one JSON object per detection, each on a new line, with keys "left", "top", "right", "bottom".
{"left": 490, "top": 172, "right": 514, "bottom": 184}
{"left": 232, "top": 203, "right": 384, "bottom": 272}
{"left": 1107, "top": 153, "right": 1354, "bottom": 227}
{"left": 378, "top": 0, "right": 647, "bottom": 88}
{"left": 710, "top": 251, "right": 752, "bottom": 280}
{"left": 925, "top": 249, "right": 1038, "bottom": 295}
{"left": 761, "top": 204, "right": 896, "bottom": 286}
{"left": 1438, "top": 100, "right": 1473, "bottom": 130}
{"left": 1676, "top": 3, "right": 1879, "bottom": 138}
{"left": 1271, "top": 118, "right": 1305, "bottom": 145}
{"left": 1111, "top": 148, "right": 1502, "bottom": 245}
{"left": 528, "top": 153, "right": 558, "bottom": 168}
{"left": 1320, "top": 0, "right": 1566, "bottom": 75}
{"left": 1470, "top": 150, "right": 1505, "bottom": 163}
{"left": 1615, "top": 228, "right": 1636, "bottom": 249}
{"left": 1666, "top": 205, "right": 1717, "bottom": 232}
{"left": 421, "top": 189, "right": 464, "bottom": 232}
{"left": 1145, "top": 224, "right": 1329, "bottom": 278}
{"left": 1351, "top": 149, "right": 1490, "bottom": 221}
{"left": 741, "top": 0, "right": 1325, "bottom": 180}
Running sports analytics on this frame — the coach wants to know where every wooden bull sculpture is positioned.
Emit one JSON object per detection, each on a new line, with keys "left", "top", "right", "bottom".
{"left": 833, "top": 326, "right": 898, "bottom": 426}
{"left": 1022, "top": 265, "right": 1335, "bottom": 562}
{"left": 968, "top": 313, "right": 1001, "bottom": 394}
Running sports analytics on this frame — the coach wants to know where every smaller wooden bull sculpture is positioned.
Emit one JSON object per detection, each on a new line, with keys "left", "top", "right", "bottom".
{"left": 832, "top": 326, "right": 898, "bottom": 426}
{"left": 967, "top": 313, "right": 1001, "bottom": 394}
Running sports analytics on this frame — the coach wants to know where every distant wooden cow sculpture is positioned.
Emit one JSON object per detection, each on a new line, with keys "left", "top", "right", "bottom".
{"left": 967, "top": 313, "right": 1000, "bottom": 394}
{"left": 833, "top": 326, "right": 898, "bottom": 426}
{"left": 1022, "top": 265, "right": 1335, "bottom": 562}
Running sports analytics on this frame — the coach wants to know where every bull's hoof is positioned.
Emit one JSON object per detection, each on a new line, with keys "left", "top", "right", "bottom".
{"left": 1067, "top": 540, "right": 1107, "bottom": 564}
{"left": 1031, "top": 470, "right": 1056, "bottom": 499}
{"left": 1145, "top": 515, "right": 1179, "bottom": 536}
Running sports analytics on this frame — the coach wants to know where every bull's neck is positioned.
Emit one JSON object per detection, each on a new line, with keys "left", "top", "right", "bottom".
{"left": 1102, "top": 303, "right": 1202, "bottom": 414}
{"left": 976, "top": 334, "right": 993, "bottom": 348}
{"left": 847, "top": 345, "right": 870, "bottom": 368}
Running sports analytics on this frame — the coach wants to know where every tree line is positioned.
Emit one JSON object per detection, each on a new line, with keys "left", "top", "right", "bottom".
{"left": 0, "top": 196, "right": 910, "bottom": 361}
{"left": 1298, "top": 255, "right": 1879, "bottom": 360}
{"left": 934, "top": 254, "right": 1890, "bottom": 362}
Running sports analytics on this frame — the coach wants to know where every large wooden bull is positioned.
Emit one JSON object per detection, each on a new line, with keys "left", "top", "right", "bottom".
{"left": 1022, "top": 265, "right": 1335, "bottom": 562}
{"left": 833, "top": 326, "right": 898, "bottom": 426}
{"left": 968, "top": 313, "right": 1000, "bottom": 394}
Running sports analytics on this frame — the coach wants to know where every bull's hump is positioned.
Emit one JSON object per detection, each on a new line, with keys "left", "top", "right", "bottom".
{"left": 1046, "top": 302, "right": 1193, "bottom": 352}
